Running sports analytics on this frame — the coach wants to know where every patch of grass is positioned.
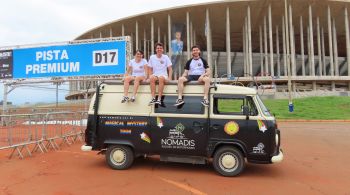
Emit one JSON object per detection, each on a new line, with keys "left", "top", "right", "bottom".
{"left": 262, "top": 96, "right": 350, "bottom": 120}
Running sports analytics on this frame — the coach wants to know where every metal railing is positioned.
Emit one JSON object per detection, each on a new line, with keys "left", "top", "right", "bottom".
{"left": 0, "top": 111, "right": 87, "bottom": 159}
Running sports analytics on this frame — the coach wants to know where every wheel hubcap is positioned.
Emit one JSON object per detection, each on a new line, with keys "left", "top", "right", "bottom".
{"left": 112, "top": 149, "right": 125, "bottom": 164}
{"left": 221, "top": 154, "right": 236, "bottom": 169}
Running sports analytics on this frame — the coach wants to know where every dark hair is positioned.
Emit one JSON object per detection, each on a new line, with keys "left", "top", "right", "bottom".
{"left": 155, "top": 42, "right": 163, "bottom": 49}
{"left": 134, "top": 49, "right": 144, "bottom": 56}
{"left": 191, "top": 45, "right": 201, "bottom": 50}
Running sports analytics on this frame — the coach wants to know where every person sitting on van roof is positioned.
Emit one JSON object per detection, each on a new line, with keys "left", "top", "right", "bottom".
{"left": 122, "top": 50, "right": 148, "bottom": 103}
{"left": 148, "top": 43, "right": 173, "bottom": 105}
{"left": 175, "top": 45, "right": 211, "bottom": 107}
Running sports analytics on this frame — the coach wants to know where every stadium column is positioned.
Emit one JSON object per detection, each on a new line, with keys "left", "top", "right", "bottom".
{"left": 243, "top": 21, "right": 247, "bottom": 76}
{"left": 309, "top": 4, "right": 315, "bottom": 77}
{"left": 151, "top": 17, "right": 154, "bottom": 55}
{"left": 144, "top": 29, "right": 147, "bottom": 58}
{"left": 317, "top": 17, "right": 322, "bottom": 76}
{"left": 289, "top": 4, "right": 296, "bottom": 77}
{"left": 190, "top": 21, "right": 193, "bottom": 47}
{"left": 246, "top": 16, "right": 249, "bottom": 76}
{"left": 300, "top": 16, "right": 306, "bottom": 76}
{"left": 187, "top": 12, "right": 191, "bottom": 60}
{"left": 245, "top": 17, "right": 249, "bottom": 76}
{"left": 135, "top": 21, "right": 139, "bottom": 50}
{"left": 282, "top": 16, "right": 287, "bottom": 76}
{"left": 264, "top": 16, "right": 269, "bottom": 75}
{"left": 193, "top": 30, "right": 196, "bottom": 46}
{"left": 110, "top": 27, "right": 113, "bottom": 37}
{"left": 226, "top": 7, "right": 232, "bottom": 77}
{"left": 163, "top": 34, "right": 167, "bottom": 52}
{"left": 269, "top": 4, "right": 274, "bottom": 77}
{"left": 158, "top": 26, "right": 160, "bottom": 43}
{"left": 345, "top": 7, "right": 350, "bottom": 90}
{"left": 307, "top": 27, "right": 311, "bottom": 75}
{"left": 99, "top": 32, "right": 102, "bottom": 38}
{"left": 206, "top": 8, "right": 213, "bottom": 77}
{"left": 328, "top": 6, "right": 334, "bottom": 77}
{"left": 284, "top": 0, "right": 292, "bottom": 100}
{"left": 131, "top": 32, "right": 134, "bottom": 56}
{"left": 168, "top": 14, "right": 172, "bottom": 56}
{"left": 333, "top": 18, "right": 339, "bottom": 76}
{"left": 276, "top": 26, "right": 281, "bottom": 77}
{"left": 248, "top": 5, "right": 253, "bottom": 76}
{"left": 321, "top": 28, "right": 326, "bottom": 76}
{"left": 164, "top": 34, "right": 167, "bottom": 52}
{"left": 122, "top": 24, "right": 125, "bottom": 36}
{"left": 260, "top": 26, "right": 264, "bottom": 75}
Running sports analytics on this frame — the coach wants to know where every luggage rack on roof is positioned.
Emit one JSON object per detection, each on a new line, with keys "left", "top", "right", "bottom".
{"left": 102, "top": 80, "right": 212, "bottom": 85}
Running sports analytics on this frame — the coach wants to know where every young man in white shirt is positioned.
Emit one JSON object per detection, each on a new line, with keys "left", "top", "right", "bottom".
{"left": 148, "top": 43, "right": 173, "bottom": 105}
{"left": 175, "top": 45, "right": 211, "bottom": 107}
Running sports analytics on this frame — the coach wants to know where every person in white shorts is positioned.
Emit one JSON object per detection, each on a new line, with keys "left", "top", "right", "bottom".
{"left": 122, "top": 50, "right": 148, "bottom": 103}
{"left": 148, "top": 43, "right": 172, "bottom": 105}
{"left": 175, "top": 45, "right": 211, "bottom": 107}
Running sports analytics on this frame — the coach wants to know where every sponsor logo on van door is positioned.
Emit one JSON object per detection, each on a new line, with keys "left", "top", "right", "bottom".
{"left": 161, "top": 123, "right": 195, "bottom": 150}
{"left": 252, "top": 143, "right": 265, "bottom": 154}
{"left": 224, "top": 121, "right": 239, "bottom": 135}
{"left": 140, "top": 132, "right": 151, "bottom": 143}
{"left": 257, "top": 120, "right": 267, "bottom": 133}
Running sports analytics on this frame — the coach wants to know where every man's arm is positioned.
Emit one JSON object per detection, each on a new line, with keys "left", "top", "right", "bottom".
{"left": 148, "top": 66, "right": 153, "bottom": 76}
{"left": 204, "top": 68, "right": 211, "bottom": 77}
{"left": 168, "top": 66, "right": 173, "bottom": 80}
{"left": 124, "top": 66, "right": 132, "bottom": 77}
{"left": 182, "top": 69, "right": 189, "bottom": 77}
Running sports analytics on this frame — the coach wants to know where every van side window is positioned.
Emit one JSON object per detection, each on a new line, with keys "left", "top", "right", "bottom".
{"left": 155, "top": 96, "right": 205, "bottom": 114}
{"left": 214, "top": 96, "right": 258, "bottom": 116}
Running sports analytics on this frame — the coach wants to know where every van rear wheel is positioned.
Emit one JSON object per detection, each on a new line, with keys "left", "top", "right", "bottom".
{"left": 213, "top": 146, "right": 245, "bottom": 176}
{"left": 106, "top": 145, "right": 134, "bottom": 170}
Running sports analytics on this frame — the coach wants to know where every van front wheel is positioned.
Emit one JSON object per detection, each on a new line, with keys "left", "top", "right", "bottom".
{"left": 106, "top": 145, "right": 134, "bottom": 170}
{"left": 213, "top": 146, "right": 245, "bottom": 176}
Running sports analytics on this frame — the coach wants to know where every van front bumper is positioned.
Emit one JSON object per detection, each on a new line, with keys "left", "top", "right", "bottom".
{"left": 81, "top": 145, "right": 92, "bottom": 152}
{"left": 271, "top": 149, "right": 283, "bottom": 163}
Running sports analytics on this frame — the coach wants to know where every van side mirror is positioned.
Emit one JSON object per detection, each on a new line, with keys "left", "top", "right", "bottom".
{"left": 242, "top": 105, "right": 249, "bottom": 120}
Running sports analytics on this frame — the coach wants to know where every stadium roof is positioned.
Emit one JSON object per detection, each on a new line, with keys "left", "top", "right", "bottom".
{"left": 75, "top": 0, "right": 350, "bottom": 56}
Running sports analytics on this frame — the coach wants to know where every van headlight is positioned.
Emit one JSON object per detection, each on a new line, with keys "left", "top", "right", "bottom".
{"left": 275, "top": 133, "right": 279, "bottom": 147}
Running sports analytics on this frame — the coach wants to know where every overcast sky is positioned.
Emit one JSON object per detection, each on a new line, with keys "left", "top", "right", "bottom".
{"left": 0, "top": 0, "right": 214, "bottom": 46}
{"left": 0, "top": 0, "right": 215, "bottom": 105}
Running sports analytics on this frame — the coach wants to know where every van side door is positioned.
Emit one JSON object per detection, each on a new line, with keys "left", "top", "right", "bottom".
{"left": 149, "top": 95, "right": 208, "bottom": 156}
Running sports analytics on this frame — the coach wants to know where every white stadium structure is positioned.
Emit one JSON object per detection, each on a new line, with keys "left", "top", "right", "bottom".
{"left": 67, "top": 0, "right": 350, "bottom": 100}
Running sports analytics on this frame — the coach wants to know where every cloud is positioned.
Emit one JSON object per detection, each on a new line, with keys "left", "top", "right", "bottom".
{"left": 0, "top": 0, "right": 214, "bottom": 105}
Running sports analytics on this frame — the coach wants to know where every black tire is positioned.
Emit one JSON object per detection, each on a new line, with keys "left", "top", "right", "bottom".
{"left": 213, "top": 146, "right": 245, "bottom": 177}
{"left": 106, "top": 145, "right": 134, "bottom": 170}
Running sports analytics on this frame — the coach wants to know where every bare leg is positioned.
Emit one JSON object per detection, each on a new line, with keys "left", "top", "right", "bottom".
{"left": 132, "top": 76, "right": 145, "bottom": 97}
{"left": 198, "top": 76, "right": 211, "bottom": 100}
{"left": 177, "top": 76, "right": 188, "bottom": 99}
{"left": 123, "top": 76, "right": 134, "bottom": 97}
{"left": 158, "top": 76, "right": 166, "bottom": 99}
{"left": 150, "top": 75, "right": 157, "bottom": 98}
{"left": 203, "top": 76, "right": 210, "bottom": 100}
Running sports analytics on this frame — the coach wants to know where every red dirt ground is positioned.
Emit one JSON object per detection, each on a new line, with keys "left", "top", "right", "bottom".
{"left": 0, "top": 122, "right": 349, "bottom": 195}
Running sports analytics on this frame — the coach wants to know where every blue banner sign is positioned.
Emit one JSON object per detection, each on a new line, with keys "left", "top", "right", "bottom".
{"left": 11, "top": 40, "right": 126, "bottom": 79}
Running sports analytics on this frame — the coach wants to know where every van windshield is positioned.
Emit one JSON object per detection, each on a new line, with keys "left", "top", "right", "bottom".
{"left": 256, "top": 95, "right": 272, "bottom": 117}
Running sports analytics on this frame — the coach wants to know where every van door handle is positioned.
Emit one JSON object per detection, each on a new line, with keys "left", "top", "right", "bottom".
{"left": 211, "top": 124, "right": 221, "bottom": 130}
